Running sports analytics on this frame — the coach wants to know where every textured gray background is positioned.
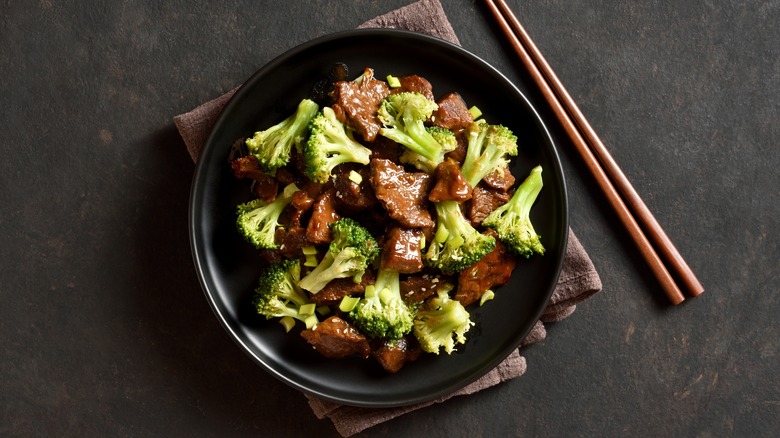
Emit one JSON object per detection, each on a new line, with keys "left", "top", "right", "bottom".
{"left": 1, "top": 0, "right": 778, "bottom": 436}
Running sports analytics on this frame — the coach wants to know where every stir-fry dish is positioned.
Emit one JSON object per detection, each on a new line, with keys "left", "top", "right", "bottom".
{"left": 228, "top": 64, "right": 545, "bottom": 373}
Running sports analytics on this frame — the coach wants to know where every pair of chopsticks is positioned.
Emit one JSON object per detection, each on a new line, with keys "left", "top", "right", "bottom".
{"left": 484, "top": 0, "right": 704, "bottom": 304}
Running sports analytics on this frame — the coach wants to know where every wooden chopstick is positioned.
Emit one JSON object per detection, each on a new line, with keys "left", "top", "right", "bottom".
{"left": 484, "top": 0, "right": 704, "bottom": 304}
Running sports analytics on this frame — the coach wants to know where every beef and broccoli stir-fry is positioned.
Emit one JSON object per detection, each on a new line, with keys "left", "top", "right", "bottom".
{"left": 228, "top": 65, "right": 545, "bottom": 373}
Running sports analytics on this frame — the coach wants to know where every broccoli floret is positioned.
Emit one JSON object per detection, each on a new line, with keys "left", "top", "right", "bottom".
{"left": 252, "top": 259, "right": 318, "bottom": 329}
{"left": 298, "top": 218, "right": 380, "bottom": 293}
{"left": 377, "top": 92, "right": 452, "bottom": 172}
{"left": 399, "top": 125, "right": 458, "bottom": 173}
{"left": 482, "top": 165, "right": 545, "bottom": 258}
{"left": 413, "top": 287, "right": 473, "bottom": 354}
{"left": 303, "top": 106, "right": 373, "bottom": 183}
{"left": 349, "top": 267, "right": 414, "bottom": 340}
{"left": 459, "top": 120, "right": 518, "bottom": 188}
{"left": 424, "top": 200, "right": 496, "bottom": 274}
{"left": 245, "top": 98, "right": 319, "bottom": 175}
{"left": 236, "top": 183, "right": 299, "bottom": 249}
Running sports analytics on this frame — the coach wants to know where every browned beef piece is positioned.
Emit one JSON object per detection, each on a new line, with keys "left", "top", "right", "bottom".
{"left": 431, "top": 92, "right": 473, "bottom": 130}
{"left": 468, "top": 186, "right": 511, "bottom": 225}
{"left": 371, "top": 337, "right": 423, "bottom": 373}
{"left": 444, "top": 131, "right": 468, "bottom": 164}
{"left": 367, "top": 135, "right": 402, "bottom": 162}
{"left": 276, "top": 226, "right": 311, "bottom": 259}
{"left": 300, "top": 316, "right": 371, "bottom": 359}
{"left": 400, "top": 273, "right": 453, "bottom": 303}
{"left": 456, "top": 230, "right": 516, "bottom": 306}
{"left": 330, "top": 69, "right": 390, "bottom": 142}
{"left": 308, "top": 269, "right": 376, "bottom": 306}
{"left": 274, "top": 167, "right": 298, "bottom": 187}
{"left": 291, "top": 190, "right": 315, "bottom": 211}
{"left": 482, "top": 167, "right": 516, "bottom": 191}
{"left": 370, "top": 158, "right": 434, "bottom": 228}
{"left": 381, "top": 227, "right": 424, "bottom": 274}
{"left": 257, "top": 248, "right": 284, "bottom": 266}
{"left": 230, "top": 155, "right": 279, "bottom": 202}
{"left": 230, "top": 154, "right": 264, "bottom": 180}
{"left": 332, "top": 164, "right": 378, "bottom": 214}
{"left": 306, "top": 188, "right": 340, "bottom": 244}
{"left": 428, "top": 159, "right": 473, "bottom": 203}
{"left": 389, "top": 75, "right": 435, "bottom": 101}
{"left": 282, "top": 190, "right": 315, "bottom": 229}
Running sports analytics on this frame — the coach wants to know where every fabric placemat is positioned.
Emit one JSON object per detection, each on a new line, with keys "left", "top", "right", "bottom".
{"left": 174, "top": 1, "right": 602, "bottom": 436}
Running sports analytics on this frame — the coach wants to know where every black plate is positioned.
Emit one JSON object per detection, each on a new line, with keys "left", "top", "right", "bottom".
{"left": 190, "top": 29, "right": 568, "bottom": 408}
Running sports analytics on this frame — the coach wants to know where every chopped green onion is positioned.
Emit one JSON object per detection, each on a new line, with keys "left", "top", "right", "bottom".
{"left": 304, "top": 314, "right": 319, "bottom": 329}
{"left": 468, "top": 105, "right": 482, "bottom": 119}
{"left": 348, "top": 170, "right": 363, "bottom": 184}
{"left": 419, "top": 233, "right": 426, "bottom": 250}
{"left": 339, "top": 296, "right": 361, "bottom": 313}
{"left": 302, "top": 246, "right": 317, "bottom": 255}
{"left": 450, "top": 235, "right": 465, "bottom": 248}
{"left": 283, "top": 183, "right": 300, "bottom": 198}
{"left": 386, "top": 75, "right": 401, "bottom": 88}
{"left": 304, "top": 254, "right": 318, "bottom": 267}
{"left": 279, "top": 316, "right": 296, "bottom": 332}
{"left": 299, "top": 303, "right": 316, "bottom": 316}
{"left": 434, "top": 226, "right": 449, "bottom": 243}
{"left": 378, "top": 287, "right": 394, "bottom": 304}
{"left": 479, "top": 290, "right": 495, "bottom": 306}
{"left": 364, "top": 285, "right": 377, "bottom": 298}
{"left": 316, "top": 305, "right": 331, "bottom": 316}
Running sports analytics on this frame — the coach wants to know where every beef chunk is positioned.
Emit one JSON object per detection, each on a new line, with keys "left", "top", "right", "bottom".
{"left": 431, "top": 92, "right": 473, "bottom": 130}
{"left": 367, "top": 135, "right": 402, "bottom": 162}
{"left": 306, "top": 188, "right": 340, "bottom": 244}
{"left": 456, "top": 230, "right": 516, "bottom": 306}
{"left": 332, "top": 164, "right": 378, "bottom": 214}
{"left": 301, "top": 316, "right": 371, "bottom": 359}
{"left": 276, "top": 226, "right": 312, "bottom": 259}
{"left": 370, "top": 158, "right": 434, "bottom": 228}
{"left": 273, "top": 167, "right": 298, "bottom": 187}
{"left": 428, "top": 159, "right": 473, "bottom": 203}
{"left": 308, "top": 62, "right": 349, "bottom": 106}
{"left": 381, "top": 227, "right": 424, "bottom": 274}
{"left": 444, "top": 131, "right": 468, "bottom": 164}
{"left": 308, "top": 269, "right": 376, "bottom": 306}
{"left": 230, "top": 155, "right": 279, "bottom": 202}
{"left": 400, "top": 273, "right": 453, "bottom": 303}
{"left": 371, "top": 337, "right": 423, "bottom": 373}
{"left": 291, "top": 189, "right": 315, "bottom": 211}
{"left": 285, "top": 190, "right": 314, "bottom": 229}
{"left": 230, "top": 154, "right": 264, "bottom": 180}
{"left": 468, "top": 186, "right": 511, "bottom": 225}
{"left": 390, "top": 74, "right": 435, "bottom": 101}
{"left": 482, "top": 167, "right": 516, "bottom": 191}
{"left": 330, "top": 68, "right": 390, "bottom": 142}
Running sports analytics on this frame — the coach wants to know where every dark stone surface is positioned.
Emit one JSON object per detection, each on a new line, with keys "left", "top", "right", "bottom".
{"left": 1, "top": 0, "right": 777, "bottom": 436}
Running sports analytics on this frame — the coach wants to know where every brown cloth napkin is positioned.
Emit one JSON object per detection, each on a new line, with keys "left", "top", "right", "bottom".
{"left": 174, "top": 1, "right": 602, "bottom": 436}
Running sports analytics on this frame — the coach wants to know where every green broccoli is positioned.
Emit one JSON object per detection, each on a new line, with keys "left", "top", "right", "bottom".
{"left": 459, "top": 120, "right": 518, "bottom": 188}
{"left": 413, "top": 287, "right": 473, "bottom": 354}
{"left": 399, "top": 125, "right": 458, "bottom": 173}
{"left": 245, "top": 98, "right": 319, "bottom": 175}
{"left": 236, "top": 183, "right": 299, "bottom": 250}
{"left": 482, "top": 165, "right": 545, "bottom": 258}
{"left": 252, "top": 259, "right": 318, "bottom": 330}
{"left": 303, "top": 106, "right": 373, "bottom": 183}
{"left": 424, "top": 200, "right": 496, "bottom": 274}
{"left": 349, "top": 267, "right": 414, "bottom": 340}
{"left": 377, "top": 92, "right": 454, "bottom": 172}
{"left": 298, "top": 218, "right": 380, "bottom": 293}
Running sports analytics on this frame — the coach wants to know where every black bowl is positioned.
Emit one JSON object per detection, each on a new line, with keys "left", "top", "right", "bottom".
{"left": 190, "top": 29, "right": 568, "bottom": 408}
